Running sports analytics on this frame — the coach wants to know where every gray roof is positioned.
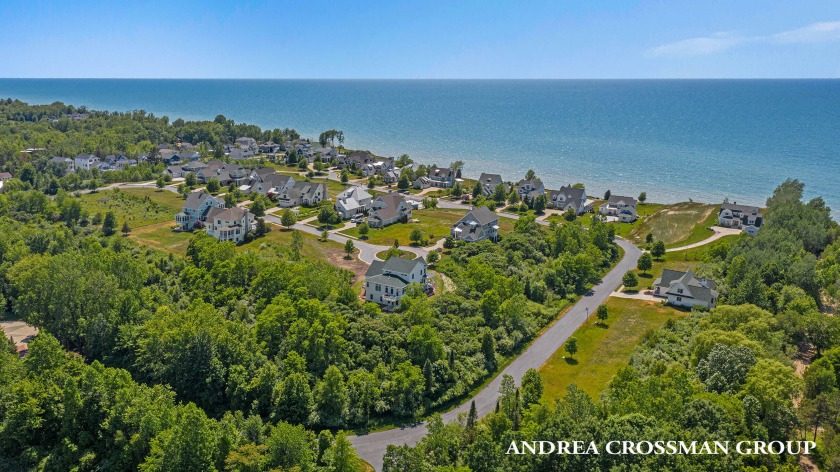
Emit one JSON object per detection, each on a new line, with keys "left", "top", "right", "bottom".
{"left": 337, "top": 186, "right": 371, "bottom": 202}
{"left": 212, "top": 206, "right": 250, "bottom": 223}
{"left": 607, "top": 195, "right": 637, "bottom": 206}
{"left": 478, "top": 173, "right": 504, "bottom": 194}
{"left": 720, "top": 202, "right": 761, "bottom": 215}
{"left": 371, "top": 192, "right": 407, "bottom": 221}
{"left": 457, "top": 206, "right": 498, "bottom": 226}
{"left": 366, "top": 256, "right": 426, "bottom": 283}
{"left": 183, "top": 190, "right": 219, "bottom": 210}
{"left": 655, "top": 269, "right": 718, "bottom": 303}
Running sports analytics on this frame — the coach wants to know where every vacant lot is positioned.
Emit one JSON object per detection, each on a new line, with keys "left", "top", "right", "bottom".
{"left": 128, "top": 221, "right": 193, "bottom": 255}
{"left": 628, "top": 202, "right": 717, "bottom": 247}
{"left": 77, "top": 188, "right": 183, "bottom": 227}
{"left": 247, "top": 228, "right": 369, "bottom": 277}
{"left": 339, "top": 208, "right": 467, "bottom": 246}
{"left": 629, "top": 234, "right": 742, "bottom": 291}
{"left": 539, "top": 298, "right": 681, "bottom": 401}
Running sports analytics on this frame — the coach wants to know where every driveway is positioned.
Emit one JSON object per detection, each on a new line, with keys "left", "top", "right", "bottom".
{"left": 349, "top": 238, "right": 642, "bottom": 470}
{"left": 667, "top": 226, "right": 742, "bottom": 252}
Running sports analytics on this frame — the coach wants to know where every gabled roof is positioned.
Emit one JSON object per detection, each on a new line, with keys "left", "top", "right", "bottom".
{"left": 429, "top": 167, "right": 454, "bottom": 179}
{"left": 606, "top": 195, "right": 637, "bottom": 207}
{"left": 337, "top": 186, "right": 372, "bottom": 202}
{"left": 183, "top": 190, "right": 221, "bottom": 211}
{"left": 457, "top": 206, "right": 498, "bottom": 226}
{"left": 212, "top": 206, "right": 250, "bottom": 222}
{"left": 655, "top": 269, "right": 718, "bottom": 303}
{"left": 371, "top": 192, "right": 407, "bottom": 221}
{"left": 720, "top": 202, "right": 761, "bottom": 215}
{"left": 366, "top": 256, "right": 426, "bottom": 279}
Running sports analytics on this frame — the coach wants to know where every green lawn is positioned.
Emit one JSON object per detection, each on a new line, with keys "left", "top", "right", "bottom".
{"left": 539, "top": 298, "right": 682, "bottom": 401}
{"left": 128, "top": 222, "right": 193, "bottom": 256}
{"left": 339, "top": 208, "right": 467, "bottom": 246}
{"left": 627, "top": 202, "right": 717, "bottom": 247}
{"left": 629, "top": 234, "right": 742, "bottom": 291}
{"left": 77, "top": 188, "right": 181, "bottom": 227}
{"left": 374, "top": 249, "right": 417, "bottom": 260}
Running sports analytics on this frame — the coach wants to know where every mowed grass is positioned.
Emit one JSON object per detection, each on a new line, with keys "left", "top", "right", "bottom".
{"left": 539, "top": 298, "right": 682, "bottom": 401}
{"left": 339, "top": 208, "right": 467, "bottom": 246}
{"left": 77, "top": 188, "right": 183, "bottom": 227}
{"left": 129, "top": 222, "right": 193, "bottom": 256}
{"left": 629, "top": 234, "right": 743, "bottom": 291}
{"left": 627, "top": 202, "right": 717, "bottom": 247}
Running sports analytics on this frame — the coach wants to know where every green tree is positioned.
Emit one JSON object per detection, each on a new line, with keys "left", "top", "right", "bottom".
{"left": 622, "top": 271, "right": 638, "bottom": 289}
{"left": 638, "top": 191, "right": 647, "bottom": 203}
{"left": 443, "top": 236, "right": 455, "bottom": 250}
{"left": 206, "top": 178, "right": 221, "bottom": 193}
{"left": 102, "top": 211, "right": 117, "bottom": 236}
{"left": 492, "top": 183, "right": 507, "bottom": 204}
{"left": 426, "top": 251, "right": 439, "bottom": 264}
{"left": 121, "top": 221, "right": 131, "bottom": 236}
{"left": 409, "top": 228, "right": 423, "bottom": 245}
{"left": 185, "top": 172, "right": 197, "bottom": 186}
{"left": 318, "top": 206, "right": 339, "bottom": 226}
{"left": 398, "top": 174, "right": 410, "bottom": 190}
{"left": 341, "top": 169, "right": 349, "bottom": 183}
{"left": 651, "top": 240, "right": 666, "bottom": 258}
{"left": 472, "top": 181, "right": 482, "bottom": 198}
{"left": 280, "top": 209, "right": 297, "bottom": 229}
{"left": 596, "top": 304, "right": 608, "bottom": 324}
{"left": 804, "top": 358, "right": 837, "bottom": 399}
{"left": 565, "top": 337, "right": 578, "bottom": 358}
{"left": 140, "top": 403, "right": 218, "bottom": 472}
{"left": 482, "top": 331, "right": 497, "bottom": 372}
{"left": 533, "top": 194, "right": 546, "bottom": 213}
{"left": 250, "top": 197, "right": 266, "bottom": 217}
{"left": 344, "top": 239, "right": 355, "bottom": 258}
{"left": 525, "top": 169, "right": 536, "bottom": 180}
{"left": 291, "top": 230, "right": 304, "bottom": 260}
{"left": 155, "top": 176, "right": 165, "bottom": 190}
{"left": 521, "top": 368, "right": 543, "bottom": 406}
{"left": 637, "top": 252, "right": 653, "bottom": 274}
{"left": 358, "top": 222, "right": 369, "bottom": 239}
{"left": 322, "top": 431, "right": 360, "bottom": 472}
{"left": 275, "top": 372, "right": 313, "bottom": 425}
{"left": 315, "top": 366, "right": 349, "bottom": 427}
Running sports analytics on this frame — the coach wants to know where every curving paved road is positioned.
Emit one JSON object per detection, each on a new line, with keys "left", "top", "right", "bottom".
{"left": 349, "top": 238, "right": 642, "bottom": 470}
{"left": 666, "top": 226, "right": 741, "bottom": 252}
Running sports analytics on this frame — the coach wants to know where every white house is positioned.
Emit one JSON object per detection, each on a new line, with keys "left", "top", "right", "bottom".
{"left": 548, "top": 186, "right": 587, "bottom": 214}
{"left": 516, "top": 179, "right": 545, "bottom": 201}
{"left": 599, "top": 195, "right": 638, "bottom": 222}
{"left": 74, "top": 154, "right": 100, "bottom": 171}
{"left": 276, "top": 181, "right": 327, "bottom": 208}
{"left": 175, "top": 190, "right": 225, "bottom": 230}
{"left": 50, "top": 156, "right": 75, "bottom": 173}
{"left": 365, "top": 256, "right": 429, "bottom": 310}
{"left": 335, "top": 186, "right": 373, "bottom": 219}
{"left": 653, "top": 269, "right": 718, "bottom": 309}
{"left": 428, "top": 167, "right": 456, "bottom": 188}
{"left": 718, "top": 202, "right": 763, "bottom": 236}
{"left": 368, "top": 192, "right": 412, "bottom": 228}
{"left": 450, "top": 206, "right": 499, "bottom": 242}
{"left": 478, "top": 173, "right": 506, "bottom": 197}
{"left": 205, "top": 207, "right": 253, "bottom": 243}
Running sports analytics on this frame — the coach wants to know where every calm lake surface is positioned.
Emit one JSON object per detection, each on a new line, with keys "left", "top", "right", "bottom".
{"left": 1, "top": 79, "right": 839, "bottom": 213}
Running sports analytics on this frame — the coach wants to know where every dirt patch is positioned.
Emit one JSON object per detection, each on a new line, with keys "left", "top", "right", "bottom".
{"left": 322, "top": 247, "right": 369, "bottom": 279}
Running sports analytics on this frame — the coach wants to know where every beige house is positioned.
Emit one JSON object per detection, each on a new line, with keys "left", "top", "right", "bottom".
{"left": 368, "top": 192, "right": 412, "bottom": 228}
{"left": 365, "top": 256, "right": 429, "bottom": 310}
{"left": 205, "top": 207, "right": 253, "bottom": 243}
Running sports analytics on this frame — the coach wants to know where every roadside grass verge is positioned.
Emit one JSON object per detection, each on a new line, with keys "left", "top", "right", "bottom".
{"left": 339, "top": 208, "right": 466, "bottom": 246}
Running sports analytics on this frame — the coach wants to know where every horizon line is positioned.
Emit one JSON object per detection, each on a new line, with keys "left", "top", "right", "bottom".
{"left": 2, "top": 77, "right": 840, "bottom": 81}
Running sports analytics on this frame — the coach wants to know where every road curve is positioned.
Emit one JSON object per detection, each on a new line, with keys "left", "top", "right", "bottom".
{"left": 349, "top": 238, "right": 642, "bottom": 470}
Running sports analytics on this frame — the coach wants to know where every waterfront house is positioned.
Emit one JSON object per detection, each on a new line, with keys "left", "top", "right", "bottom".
{"left": 450, "top": 206, "right": 500, "bottom": 242}
{"left": 718, "top": 202, "right": 763, "bottom": 236}
{"left": 548, "top": 186, "right": 588, "bottom": 214}
{"left": 205, "top": 206, "right": 253, "bottom": 243}
{"left": 516, "top": 179, "right": 545, "bottom": 201}
{"left": 478, "top": 173, "right": 507, "bottom": 197}
{"left": 368, "top": 192, "right": 412, "bottom": 228}
{"left": 413, "top": 176, "right": 431, "bottom": 189}
{"left": 428, "top": 166, "right": 456, "bottom": 188}
{"left": 335, "top": 186, "right": 373, "bottom": 219}
{"left": 365, "top": 256, "right": 429, "bottom": 310}
{"left": 653, "top": 269, "right": 718, "bottom": 309}
{"left": 276, "top": 181, "right": 327, "bottom": 208}
{"left": 175, "top": 190, "right": 225, "bottom": 230}
{"left": 599, "top": 195, "right": 638, "bottom": 222}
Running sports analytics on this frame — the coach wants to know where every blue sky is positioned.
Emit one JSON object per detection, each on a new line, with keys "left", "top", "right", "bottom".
{"left": 1, "top": 0, "right": 839, "bottom": 78}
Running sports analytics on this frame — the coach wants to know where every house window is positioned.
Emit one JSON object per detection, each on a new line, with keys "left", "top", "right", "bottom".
{"left": 375, "top": 284, "right": 381, "bottom": 292}
{"left": 677, "top": 288, "right": 683, "bottom": 294}
{"left": 676, "top": 296, "right": 682, "bottom": 302}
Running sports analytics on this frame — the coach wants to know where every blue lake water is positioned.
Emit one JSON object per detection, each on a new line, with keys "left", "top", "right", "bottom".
{"left": 1, "top": 79, "right": 839, "bottom": 214}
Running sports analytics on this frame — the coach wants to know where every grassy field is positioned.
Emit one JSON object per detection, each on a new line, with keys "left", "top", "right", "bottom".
{"left": 627, "top": 202, "right": 718, "bottom": 247}
{"left": 77, "top": 188, "right": 183, "bottom": 227}
{"left": 374, "top": 249, "right": 417, "bottom": 260}
{"left": 128, "top": 222, "right": 193, "bottom": 255}
{"left": 246, "top": 227, "right": 369, "bottom": 276}
{"left": 628, "top": 234, "right": 742, "bottom": 291}
{"left": 539, "top": 298, "right": 682, "bottom": 401}
{"left": 339, "top": 208, "right": 467, "bottom": 246}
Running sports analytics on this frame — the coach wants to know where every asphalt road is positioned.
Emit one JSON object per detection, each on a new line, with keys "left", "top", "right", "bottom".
{"left": 348, "top": 238, "right": 642, "bottom": 470}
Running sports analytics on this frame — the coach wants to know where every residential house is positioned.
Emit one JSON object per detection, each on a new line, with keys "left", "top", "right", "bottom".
{"left": 428, "top": 166, "right": 456, "bottom": 188}
{"left": 338, "top": 151, "right": 374, "bottom": 170}
{"left": 259, "top": 142, "right": 282, "bottom": 154}
{"left": 178, "top": 150, "right": 201, "bottom": 162}
{"left": 368, "top": 192, "right": 412, "bottom": 228}
{"left": 548, "top": 186, "right": 588, "bottom": 214}
{"left": 276, "top": 181, "right": 327, "bottom": 208}
{"left": 599, "top": 195, "right": 638, "bottom": 223}
{"left": 718, "top": 202, "right": 763, "bottom": 236}
{"left": 365, "top": 256, "right": 429, "bottom": 310}
{"left": 516, "top": 179, "right": 545, "bottom": 201}
{"left": 74, "top": 154, "right": 100, "bottom": 170}
{"left": 229, "top": 148, "right": 255, "bottom": 160}
{"left": 478, "top": 173, "right": 506, "bottom": 197}
{"left": 182, "top": 161, "right": 208, "bottom": 173}
{"left": 413, "top": 176, "right": 431, "bottom": 189}
{"left": 382, "top": 170, "right": 399, "bottom": 184}
{"left": 0, "top": 172, "right": 12, "bottom": 182}
{"left": 165, "top": 165, "right": 185, "bottom": 179}
{"left": 335, "top": 186, "right": 373, "bottom": 219}
{"left": 160, "top": 150, "right": 182, "bottom": 165}
{"left": 175, "top": 190, "right": 225, "bottom": 230}
{"left": 248, "top": 173, "right": 296, "bottom": 196}
{"left": 653, "top": 269, "right": 718, "bottom": 309}
{"left": 450, "top": 206, "right": 500, "bottom": 242}
{"left": 114, "top": 156, "right": 137, "bottom": 170}
{"left": 235, "top": 137, "right": 258, "bottom": 150}
{"left": 205, "top": 207, "right": 253, "bottom": 243}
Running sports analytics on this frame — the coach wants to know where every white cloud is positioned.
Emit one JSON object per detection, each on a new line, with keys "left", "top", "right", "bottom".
{"left": 648, "top": 21, "right": 840, "bottom": 58}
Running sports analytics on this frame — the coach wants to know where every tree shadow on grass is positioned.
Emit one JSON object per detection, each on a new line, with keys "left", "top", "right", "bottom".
{"left": 564, "top": 357, "right": 579, "bottom": 365}
{"left": 595, "top": 322, "right": 610, "bottom": 329}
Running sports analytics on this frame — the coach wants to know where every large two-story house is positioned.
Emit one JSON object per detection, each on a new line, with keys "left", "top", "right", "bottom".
{"left": 335, "top": 186, "right": 373, "bottom": 219}
{"left": 74, "top": 154, "right": 100, "bottom": 171}
{"left": 599, "top": 195, "right": 638, "bottom": 222}
{"left": 548, "top": 186, "right": 587, "bottom": 214}
{"left": 718, "top": 202, "right": 763, "bottom": 236}
{"left": 427, "top": 167, "right": 456, "bottom": 188}
{"left": 365, "top": 256, "right": 428, "bottom": 310}
{"left": 205, "top": 207, "right": 253, "bottom": 243}
{"left": 175, "top": 190, "right": 226, "bottom": 230}
{"left": 653, "top": 269, "right": 718, "bottom": 309}
{"left": 516, "top": 179, "right": 545, "bottom": 201}
{"left": 477, "top": 173, "right": 506, "bottom": 197}
{"left": 450, "top": 206, "right": 499, "bottom": 242}
{"left": 276, "top": 181, "right": 327, "bottom": 208}
{"left": 368, "top": 192, "right": 412, "bottom": 228}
